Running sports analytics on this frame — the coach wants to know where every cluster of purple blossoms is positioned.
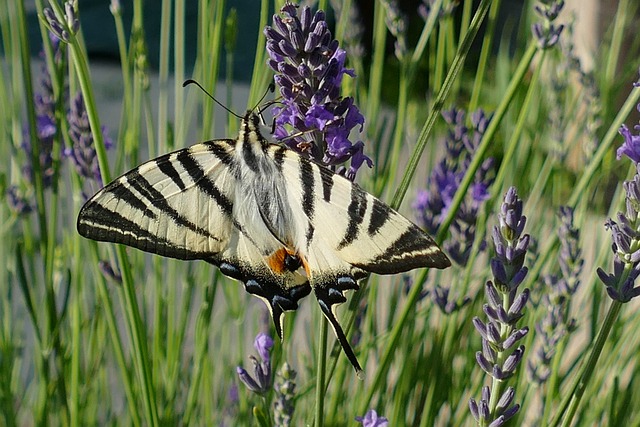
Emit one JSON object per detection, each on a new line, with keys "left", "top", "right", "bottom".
{"left": 237, "top": 333, "right": 274, "bottom": 395}
{"left": 264, "top": 2, "right": 371, "bottom": 180}
{"left": 380, "top": 0, "right": 407, "bottom": 61}
{"left": 528, "top": 207, "right": 582, "bottom": 384}
{"left": 431, "top": 284, "right": 471, "bottom": 314}
{"left": 272, "top": 362, "right": 296, "bottom": 427}
{"left": 597, "top": 87, "right": 640, "bottom": 302}
{"left": 7, "top": 36, "right": 63, "bottom": 216}
{"left": 65, "top": 92, "right": 113, "bottom": 190}
{"left": 413, "top": 108, "right": 494, "bottom": 266}
{"left": 418, "top": 0, "right": 459, "bottom": 21}
{"left": 532, "top": 0, "right": 565, "bottom": 49}
{"left": 469, "top": 187, "right": 530, "bottom": 426}
{"left": 356, "top": 409, "right": 389, "bottom": 427}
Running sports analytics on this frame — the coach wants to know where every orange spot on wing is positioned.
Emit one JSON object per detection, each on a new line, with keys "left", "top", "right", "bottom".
{"left": 266, "top": 247, "right": 309, "bottom": 276}
{"left": 267, "top": 248, "right": 289, "bottom": 274}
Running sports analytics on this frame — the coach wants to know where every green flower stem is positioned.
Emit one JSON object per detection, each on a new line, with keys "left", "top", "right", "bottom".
{"left": 493, "top": 49, "right": 546, "bottom": 200}
{"left": 385, "top": 68, "right": 409, "bottom": 190}
{"left": 568, "top": 84, "right": 640, "bottom": 207}
{"left": 366, "top": 1, "right": 387, "bottom": 122}
{"left": 526, "top": 83, "right": 640, "bottom": 292}
{"left": 173, "top": 0, "right": 186, "bottom": 149}
{"left": 357, "top": 267, "right": 429, "bottom": 415}
{"left": 436, "top": 40, "right": 536, "bottom": 241}
{"left": 157, "top": 0, "right": 171, "bottom": 154}
{"left": 602, "top": 0, "right": 630, "bottom": 119}
{"left": 314, "top": 315, "right": 329, "bottom": 427}
{"left": 248, "top": 0, "right": 270, "bottom": 107}
{"left": 183, "top": 278, "right": 218, "bottom": 425}
{"left": 61, "top": 11, "right": 160, "bottom": 424}
{"left": 468, "top": 0, "right": 502, "bottom": 112}
{"left": 550, "top": 300, "right": 623, "bottom": 427}
{"left": 391, "top": 0, "right": 494, "bottom": 212}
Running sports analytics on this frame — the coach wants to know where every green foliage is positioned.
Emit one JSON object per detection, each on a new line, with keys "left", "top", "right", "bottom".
{"left": 1, "top": 0, "right": 640, "bottom": 425}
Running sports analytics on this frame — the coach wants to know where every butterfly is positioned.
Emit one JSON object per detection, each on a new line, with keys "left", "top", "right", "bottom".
{"left": 77, "top": 111, "right": 450, "bottom": 375}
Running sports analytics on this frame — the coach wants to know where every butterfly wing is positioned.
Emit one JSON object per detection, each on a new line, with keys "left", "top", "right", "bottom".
{"left": 270, "top": 145, "right": 450, "bottom": 373}
{"left": 77, "top": 136, "right": 311, "bottom": 337}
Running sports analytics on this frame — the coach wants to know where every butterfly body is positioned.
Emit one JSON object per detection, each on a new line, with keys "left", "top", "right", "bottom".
{"left": 78, "top": 111, "right": 450, "bottom": 374}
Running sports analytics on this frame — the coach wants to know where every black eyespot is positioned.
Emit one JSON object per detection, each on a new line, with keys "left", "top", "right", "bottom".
{"left": 284, "top": 253, "right": 302, "bottom": 272}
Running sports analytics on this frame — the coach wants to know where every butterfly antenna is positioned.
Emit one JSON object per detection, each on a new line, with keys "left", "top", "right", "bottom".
{"left": 183, "top": 79, "right": 242, "bottom": 119}
{"left": 254, "top": 82, "right": 276, "bottom": 114}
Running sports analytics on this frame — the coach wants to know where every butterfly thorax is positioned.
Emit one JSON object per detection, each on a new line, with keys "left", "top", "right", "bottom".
{"left": 234, "top": 112, "right": 303, "bottom": 261}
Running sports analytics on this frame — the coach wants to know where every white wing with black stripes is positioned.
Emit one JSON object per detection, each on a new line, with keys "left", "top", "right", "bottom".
{"left": 77, "top": 111, "right": 450, "bottom": 376}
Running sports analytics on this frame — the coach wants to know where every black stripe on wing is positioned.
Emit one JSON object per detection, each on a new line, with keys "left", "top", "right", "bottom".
{"left": 299, "top": 158, "right": 316, "bottom": 246}
{"left": 337, "top": 185, "right": 368, "bottom": 250}
{"left": 126, "top": 169, "right": 221, "bottom": 241}
{"left": 77, "top": 202, "right": 216, "bottom": 260}
{"left": 357, "top": 225, "right": 451, "bottom": 273}
{"left": 176, "top": 150, "right": 234, "bottom": 217}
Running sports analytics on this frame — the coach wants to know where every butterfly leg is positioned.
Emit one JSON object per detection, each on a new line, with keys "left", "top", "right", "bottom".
{"left": 313, "top": 276, "right": 363, "bottom": 377}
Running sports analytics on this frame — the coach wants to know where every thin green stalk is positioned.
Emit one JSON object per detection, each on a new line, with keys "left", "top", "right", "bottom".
{"left": 174, "top": 0, "right": 186, "bottom": 148}
{"left": 602, "top": 0, "right": 629, "bottom": 118}
{"left": 314, "top": 317, "right": 328, "bottom": 427}
{"left": 356, "top": 267, "right": 431, "bottom": 415}
{"left": 392, "top": 0, "right": 495, "bottom": 212}
{"left": 183, "top": 279, "right": 218, "bottom": 424}
{"left": 385, "top": 68, "right": 408, "bottom": 192}
{"left": 493, "top": 49, "right": 546, "bottom": 198}
{"left": 247, "top": 0, "right": 270, "bottom": 107}
{"left": 70, "top": 274, "right": 80, "bottom": 427}
{"left": 54, "top": 4, "right": 159, "bottom": 422}
{"left": 157, "top": 0, "right": 171, "bottom": 154}
{"left": 568, "top": 84, "right": 640, "bottom": 207}
{"left": 550, "top": 300, "right": 623, "bottom": 427}
{"left": 366, "top": 1, "right": 387, "bottom": 122}
{"left": 468, "top": 0, "right": 502, "bottom": 112}
{"left": 435, "top": 41, "right": 537, "bottom": 240}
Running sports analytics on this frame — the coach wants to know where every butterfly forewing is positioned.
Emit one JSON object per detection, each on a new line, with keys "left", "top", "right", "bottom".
{"left": 78, "top": 140, "right": 239, "bottom": 259}
{"left": 77, "top": 111, "right": 450, "bottom": 375}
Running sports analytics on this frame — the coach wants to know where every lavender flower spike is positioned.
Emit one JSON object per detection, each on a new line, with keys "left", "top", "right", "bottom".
{"left": 65, "top": 92, "right": 113, "bottom": 190}
{"left": 531, "top": 0, "right": 565, "bottom": 49}
{"left": 237, "top": 333, "right": 274, "bottom": 395}
{"left": 264, "top": 2, "right": 371, "bottom": 180}
{"left": 469, "top": 187, "right": 530, "bottom": 425}
{"left": 597, "top": 90, "right": 640, "bottom": 302}
{"left": 356, "top": 409, "right": 389, "bottom": 427}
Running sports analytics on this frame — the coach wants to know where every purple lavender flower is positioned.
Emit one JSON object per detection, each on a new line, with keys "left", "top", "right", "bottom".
{"left": 595, "top": 90, "right": 640, "bottom": 302}
{"left": 413, "top": 108, "right": 494, "bottom": 266}
{"left": 381, "top": 0, "right": 407, "bottom": 61}
{"left": 355, "top": 409, "right": 389, "bottom": 427}
{"left": 43, "top": 2, "right": 79, "bottom": 43}
{"left": 596, "top": 157, "right": 640, "bottom": 301}
{"left": 237, "top": 333, "right": 274, "bottom": 395}
{"left": 65, "top": 92, "right": 113, "bottom": 189}
{"left": 6, "top": 186, "right": 33, "bottom": 216}
{"left": 418, "top": 0, "right": 459, "bottom": 21}
{"left": 99, "top": 261, "right": 122, "bottom": 285}
{"left": 18, "top": 35, "right": 64, "bottom": 192}
{"left": 528, "top": 206, "right": 582, "bottom": 383}
{"left": 531, "top": 0, "right": 565, "bottom": 49}
{"left": 272, "top": 362, "right": 296, "bottom": 427}
{"left": 470, "top": 187, "right": 530, "bottom": 425}
{"left": 431, "top": 284, "right": 471, "bottom": 314}
{"left": 264, "top": 2, "right": 371, "bottom": 180}
{"left": 469, "top": 386, "right": 520, "bottom": 427}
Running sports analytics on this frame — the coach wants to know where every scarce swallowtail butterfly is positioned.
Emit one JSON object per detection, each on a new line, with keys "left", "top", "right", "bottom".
{"left": 77, "top": 111, "right": 451, "bottom": 375}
